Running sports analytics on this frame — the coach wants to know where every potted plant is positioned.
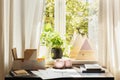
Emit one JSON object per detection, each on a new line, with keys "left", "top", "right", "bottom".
{"left": 40, "top": 23, "right": 64, "bottom": 59}
{"left": 50, "top": 32, "right": 64, "bottom": 59}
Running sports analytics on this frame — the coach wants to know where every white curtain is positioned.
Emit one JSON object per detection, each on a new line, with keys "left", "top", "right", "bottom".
{"left": 0, "top": 0, "right": 45, "bottom": 80}
{"left": 98, "top": 0, "right": 120, "bottom": 80}
{"left": 0, "top": 0, "right": 4, "bottom": 80}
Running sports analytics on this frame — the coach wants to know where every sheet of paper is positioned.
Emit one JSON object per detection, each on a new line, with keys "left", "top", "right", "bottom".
{"left": 31, "top": 68, "right": 81, "bottom": 79}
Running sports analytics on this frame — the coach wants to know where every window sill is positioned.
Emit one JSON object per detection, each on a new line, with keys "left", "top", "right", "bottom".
{"left": 45, "top": 58, "right": 97, "bottom": 67}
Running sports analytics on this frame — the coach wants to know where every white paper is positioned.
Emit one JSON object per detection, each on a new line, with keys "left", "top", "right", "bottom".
{"left": 84, "top": 64, "right": 102, "bottom": 69}
{"left": 31, "top": 68, "right": 81, "bottom": 79}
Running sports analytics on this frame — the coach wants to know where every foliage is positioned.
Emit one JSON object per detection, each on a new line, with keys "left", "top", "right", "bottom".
{"left": 44, "top": 0, "right": 54, "bottom": 28}
{"left": 44, "top": 0, "right": 90, "bottom": 43}
{"left": 44, "top": 0, "right": 99, "bottom": 44}
{"left": 50, "top": 33, "right": 64, "bottom": 48}
{"left": 40, "top": 23, "right": 64, "bottom": 48}
{"left": 62, "top": 40, "right": 72, "bottom": 57}
{"left": 66, "top": 0, "right": 89, "bottom": 42}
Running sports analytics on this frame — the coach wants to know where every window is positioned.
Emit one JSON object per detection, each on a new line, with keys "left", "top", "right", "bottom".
{"left": 66, "top": 0, "right": 99, "bottom": 44}
{"left": 44, "top": 0, "right": 54, "bottom": 29}
{"left": 65, "top": 0, "right": 99, "bottom": 59}
{"left": 40, "top": 0, "right": 99, "bottom": 59}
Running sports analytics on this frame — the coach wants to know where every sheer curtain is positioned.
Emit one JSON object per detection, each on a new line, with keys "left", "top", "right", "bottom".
{"left": 98, "top": 0, "right": 120, "bottom": 80}
{"left": 0, "top": 0, "right": 45, "bottom": 80}
{"left": 0, "top": 0, "right": 4, "bottom": 80}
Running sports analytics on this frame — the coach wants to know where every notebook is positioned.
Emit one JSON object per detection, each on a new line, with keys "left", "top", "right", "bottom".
{"left": 11, "top": 69, "right": 30, "bottom": 76}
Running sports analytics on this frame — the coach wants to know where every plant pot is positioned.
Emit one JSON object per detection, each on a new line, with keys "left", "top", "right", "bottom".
{"left": 51, "top": 48, "right": 63, "bottom": 59}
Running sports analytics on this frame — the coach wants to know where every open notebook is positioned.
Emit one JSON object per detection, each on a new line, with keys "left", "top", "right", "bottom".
{"left": 31, "top": 68, "right": 81, "bottom": 79}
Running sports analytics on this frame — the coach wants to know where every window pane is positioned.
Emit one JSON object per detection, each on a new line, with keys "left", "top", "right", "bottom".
{"left": 44, "top": 0, "right": 54, "bottom": 28}
{"left": 39, "top": 0, "right": 55, "bottom": 58}
{"left": 88, "top": 0, "right": 99, "bottom": 50}
{"left": 66, "top": 0, "right": 99, "bottom": 44}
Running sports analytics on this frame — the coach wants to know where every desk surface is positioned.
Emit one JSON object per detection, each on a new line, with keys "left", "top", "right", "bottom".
{"left": 5, "top": 66, "right": 114, "bottom": 80}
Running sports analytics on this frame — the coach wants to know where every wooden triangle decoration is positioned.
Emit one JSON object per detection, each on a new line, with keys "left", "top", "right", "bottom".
{"left": 80, "top": 39, "right": 92, "bottom": 50}
{"left": 70, "top": 36, "right": 97, "bottom": 61}
{"left": 70, "top": 34, "right": 83, "bottom": 59}
{"left": 76, "top": 38, "right": 96, "bottom": 60}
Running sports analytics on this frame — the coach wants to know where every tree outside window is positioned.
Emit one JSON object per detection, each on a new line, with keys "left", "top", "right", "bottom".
{"left": 44, "top": 0, "right": 54, "bottom": 29}
{"left": 66, "top": 0, "right": 89, "bottom": 43}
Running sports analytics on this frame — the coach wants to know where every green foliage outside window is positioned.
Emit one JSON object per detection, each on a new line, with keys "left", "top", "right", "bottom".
{"left": 44, "top": 0, "right": 89, "bottom": 43}
{"left": 44, "top": 0, "right": 54, "bottom": 28}
{"left": 66, "top": 0, "right": 89, "bottom": 43}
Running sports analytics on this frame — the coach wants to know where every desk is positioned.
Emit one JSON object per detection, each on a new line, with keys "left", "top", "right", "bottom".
{"left": 5, "top": 67, "right": 114, "bottom": 80}
{"left": 5, "top": 71, "right": 41, "bottom": 80}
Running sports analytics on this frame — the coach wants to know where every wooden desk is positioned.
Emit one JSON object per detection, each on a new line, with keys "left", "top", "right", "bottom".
{"left": 5, "top": 67, "right": 114, "bottom": 80}
{"left": 5, "top": 71, "right": 41, "bottom": 80}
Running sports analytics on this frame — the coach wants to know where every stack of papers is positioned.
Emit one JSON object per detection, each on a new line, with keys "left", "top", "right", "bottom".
{"left": 31, "top": 68, "right": 81, "bottom": 79}
{"left": 81, "top": 64, "right": 105, "bottom": 73}
{"left": 85, "top": 64, "right": 102, "bottom": 70}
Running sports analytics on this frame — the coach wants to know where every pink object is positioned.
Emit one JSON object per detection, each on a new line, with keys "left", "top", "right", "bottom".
{"left": 65, "top": 59, "right": 72, "bottom": 68}
{"left": 54, "top": 59, "right": 72, "bottom": 69}
{"left": 81, "top": 39, "right": 92, "bottom": 50}
{"left": 54, "top": 59, "right": 64, "bottom": 69}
